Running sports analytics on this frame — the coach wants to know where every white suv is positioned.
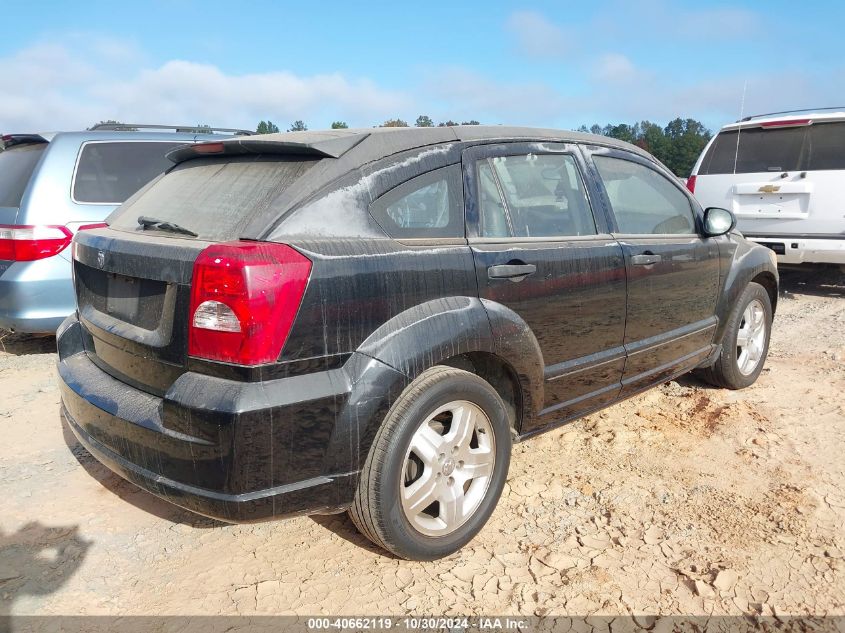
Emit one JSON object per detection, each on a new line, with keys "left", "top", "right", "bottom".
{"left": 688, "top": 108, "right": 845, "bottom": 265}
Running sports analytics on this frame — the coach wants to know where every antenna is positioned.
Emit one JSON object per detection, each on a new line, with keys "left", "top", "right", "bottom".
{"left": 733, "top": 80, "right": 747, "bottom": 175}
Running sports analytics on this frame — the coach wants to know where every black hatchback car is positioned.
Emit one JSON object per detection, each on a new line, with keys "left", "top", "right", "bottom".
{"left": 58, "top": 127, "right": 778, "bottom": 560}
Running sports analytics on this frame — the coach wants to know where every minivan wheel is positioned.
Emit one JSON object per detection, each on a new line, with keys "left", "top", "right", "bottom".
{"left": 700, "top": 282, "right": 772, "bottom": 390}
{"left": 349, "top": 365, "right": 511, "bottom": 560}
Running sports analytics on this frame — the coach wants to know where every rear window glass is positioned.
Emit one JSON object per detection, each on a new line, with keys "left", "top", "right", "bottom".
{"left": 699, "top": 127, "right": 805, "bottom": 175}
{"left": 0, "top": 143, "right": 47, "bottom": 207}
{"left": 805, "top": 122, "right": 845, "bottom": 170}
{"left": 73, "top": 141, "right": 185, "bottom": 204}
{"left": 108, "top": 156, "right": 319, "bottom": 241}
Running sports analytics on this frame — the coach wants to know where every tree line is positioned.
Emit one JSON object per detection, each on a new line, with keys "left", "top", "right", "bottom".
{"left": 256, "top": 115, "right": 481, "bottom": 135}
{"left": 576, "top": 118, "right": 711, "bottom": 177}
{"left": 66, "top": 116, "right": 710, "bottom": 178}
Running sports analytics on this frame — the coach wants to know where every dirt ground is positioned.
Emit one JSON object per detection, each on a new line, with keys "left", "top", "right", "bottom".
{"left": 1, "top": 268, "right": 844, "bottom": 618}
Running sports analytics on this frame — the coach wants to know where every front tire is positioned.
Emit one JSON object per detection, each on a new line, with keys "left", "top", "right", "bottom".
{"left": 349, "top": 365, "right": 512, "bottom": 560}
{"left": 701, "top": 282, "right": 772, "bottom": 389}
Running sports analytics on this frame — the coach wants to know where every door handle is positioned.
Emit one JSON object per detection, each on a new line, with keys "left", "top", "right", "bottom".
{"left": 488, "top": 263, "right": 537, "bottom": 281}
{"left": 631, "top": 253, "right": 662, "bottom": 266}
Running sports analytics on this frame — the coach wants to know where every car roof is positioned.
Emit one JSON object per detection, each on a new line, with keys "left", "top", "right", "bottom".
{"left": 168, "top": 125, "right": 652, "bottom": 165}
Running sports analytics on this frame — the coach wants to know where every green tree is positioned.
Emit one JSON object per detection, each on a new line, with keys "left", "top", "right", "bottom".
{"left": 577, "top": 117, "right": 710, "bottom": 176}
{"left": 288, "top": 120, "right": 308, "bottom": 132}
{"left": 660, "top": 118, "right": 711, "bottom": 176}
{"left": 461, "top": 120, "right": 481, "bottom": 125}
{"left": 380, "top": 118, "right": 409, "bottom": 127}
{"left": 415, "top": 115, "right": 434, "bottom": 127}
{"left": 437, "top": 120, "right": 459, "bottom": 127}
{"left": 256, "top": 120, "right": 280, "bottom": 134}
{"left": 331, "top": 121, "right": 349, "bottom": 129}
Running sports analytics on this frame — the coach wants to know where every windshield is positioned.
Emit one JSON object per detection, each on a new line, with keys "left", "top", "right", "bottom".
{"left": 0, "top": 143, "right": 47, "bottom": 207}
{"left": 108, "top": 155, "right": 319, "bottom": 241}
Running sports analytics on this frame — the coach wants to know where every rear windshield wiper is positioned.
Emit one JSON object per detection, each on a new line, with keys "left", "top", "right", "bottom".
{"left": 137, "top": 216, "right": 198, "bottom": 237}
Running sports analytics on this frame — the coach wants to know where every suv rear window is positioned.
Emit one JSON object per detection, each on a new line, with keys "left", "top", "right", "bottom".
{"left": 805, "top": 122, "right": 845, "bottom": 170}
{"left": 0, "top": 143, "right": 47, "bottom": 207}
{"left": 698, "top": 121, "right": 845, "bottom": 174}
{"left": 73, "top": 141, "right": 185, "bottom": 204}
{"left": 108, "top": 156, "right": 319, "bottom": 241}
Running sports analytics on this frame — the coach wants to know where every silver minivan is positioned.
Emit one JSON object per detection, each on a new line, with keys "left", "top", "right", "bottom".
{"left": 0, "top": 124, "right": 250, "bottom": 333}
{"left": 688, "top": 108, "right": 845, "bottom": 266}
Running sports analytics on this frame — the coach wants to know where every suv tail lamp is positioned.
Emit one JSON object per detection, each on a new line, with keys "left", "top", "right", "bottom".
{"left": 686, "top": 175, "right": 697, "bottom": 194}
{"left": 0, "top": 225, "right": 73, "bottom": 261}
{"left": 188, "top": 241, "right": 312, "bottom": 366}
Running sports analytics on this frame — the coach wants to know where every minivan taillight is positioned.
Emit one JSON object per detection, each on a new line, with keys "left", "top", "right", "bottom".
{"left": 686, "top": 175, "right": 697, "bottom": 194}
{"left": 188, "top": 241, "right": 312, "bottom": 366}
{"left": 0, "top": 225, "right": 73, "bottom": 261}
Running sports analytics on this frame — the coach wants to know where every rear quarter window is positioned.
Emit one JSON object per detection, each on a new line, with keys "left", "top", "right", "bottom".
{"left": 369, "top": 164, "right": 464, "bottom": 239}
{"left": 73, "top": 141, "right": 186, "bottom": 204}
{"left": 0, "top": 143, "right": 47, "bottom": 207}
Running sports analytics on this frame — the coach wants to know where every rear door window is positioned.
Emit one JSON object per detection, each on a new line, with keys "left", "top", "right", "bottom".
{"left": 478, "top": 153, "right": 597, "bottom": 238}
{"left": 369, "top": 164, "right": 464, "bottom": 239}
{"left": 0, "top": 143, "right": 47, "bottom": 207}
{"left": 73, "top": 141, "right": 185, "bottom": 204}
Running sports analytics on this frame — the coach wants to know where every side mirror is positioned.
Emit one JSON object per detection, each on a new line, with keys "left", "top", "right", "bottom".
{"left": 702, "top": 207, "right": 736, "bottom": 236}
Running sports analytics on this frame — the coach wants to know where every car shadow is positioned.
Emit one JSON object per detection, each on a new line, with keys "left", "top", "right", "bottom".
{"left": 0, "top": 331, "right": 55, "bottom": 356}
{"left": 60, "top": 412, "right": 224, "bottom": 529}
{"left": 309, "top": 513, "right": 400, "bottom": 559}
{"left": 779, "top": 266, "right": 845, "bottom": 299}
{"left": 0, "top": 522, "right": 91, "bottom": 627}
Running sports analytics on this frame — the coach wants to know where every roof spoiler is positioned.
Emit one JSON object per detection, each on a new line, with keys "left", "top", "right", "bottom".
{"left": 166, "top": 131, "right": 371, "bottom": 164}
{"left": 88, "top": 123, "right": 254, "bottom": 135}
{"left": 2, "top": 134, "right": 49, "bottom": 149}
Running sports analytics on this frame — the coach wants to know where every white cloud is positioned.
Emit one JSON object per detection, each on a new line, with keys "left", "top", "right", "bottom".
{"left": 0, "top": 38, "right": 411, "bottom": 132}
{"left": 505, "top": 11, "right": 571, "bottom": 58}
{"left": 422, "top": 67, "right": 571, "bottom": 126}
{"left": 677, "top": 6, "right": 759, "bottom": 38}
{"left": 594, "top": 54, "right": 641, "bottom": 83}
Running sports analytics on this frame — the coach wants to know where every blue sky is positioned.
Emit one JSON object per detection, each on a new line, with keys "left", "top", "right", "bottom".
{"left": 1, "top": 0, "right": 843, "bottom": 133}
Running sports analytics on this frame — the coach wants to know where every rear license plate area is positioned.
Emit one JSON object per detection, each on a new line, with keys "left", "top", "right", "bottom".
{"left": 105, "top": 273, "right": 141, "bottom": 322}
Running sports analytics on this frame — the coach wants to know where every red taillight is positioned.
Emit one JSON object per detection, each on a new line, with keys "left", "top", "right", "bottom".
{"left": 686, "top": 175, "right": 697, "bottom": 193}
{"left": 760, "top": 118, "right": 811, "bottom": 128}
{"left": 77, "top": 223, "right": 108, "bottom": 231}
{"left": 188, "top": 241, "right": 312, "bottom": 366}
{"left": 0, "top": 225, "right": 73, "bottom": 261}
{"left": 193, "top": 142, "right": 225, "bottom": 154}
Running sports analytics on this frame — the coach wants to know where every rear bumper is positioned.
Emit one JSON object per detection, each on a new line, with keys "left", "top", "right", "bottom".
{"left": 56, "top": 315, "right": 404, "bottom": 522}
{"left": 747, "top": 237, "right": 845, "bottom": 265}
{"left": 62, "top": 402, "right": 351, "bottom": 522}
{"left": 0, "top": 256, "right": 75, "bottom": 333}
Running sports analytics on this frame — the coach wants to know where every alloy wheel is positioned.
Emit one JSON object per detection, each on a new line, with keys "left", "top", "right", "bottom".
{"left": 400, "top": 400, "right": 496, "bottom": 537}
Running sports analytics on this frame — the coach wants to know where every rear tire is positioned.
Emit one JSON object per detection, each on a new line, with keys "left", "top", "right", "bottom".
{"left": 349, "top": 365, "right": 511, "bottom": 560}
{"left": 700, "top": 282, "right": 772, "bottom": 389}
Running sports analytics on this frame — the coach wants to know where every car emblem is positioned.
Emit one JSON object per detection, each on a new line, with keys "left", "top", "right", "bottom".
{"left": 97, "top": 251, "right": 106, "bottom": 269}
{"left": 758, "top": 184, "right": 781, "bottom": 193}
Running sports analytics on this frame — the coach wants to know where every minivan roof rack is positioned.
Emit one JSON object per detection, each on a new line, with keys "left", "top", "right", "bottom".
{"left": 88, "top": 123, "right": 254, "bottom": 136}
{"left": 739, "top": 106, "right": 845, "bottom": 122}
